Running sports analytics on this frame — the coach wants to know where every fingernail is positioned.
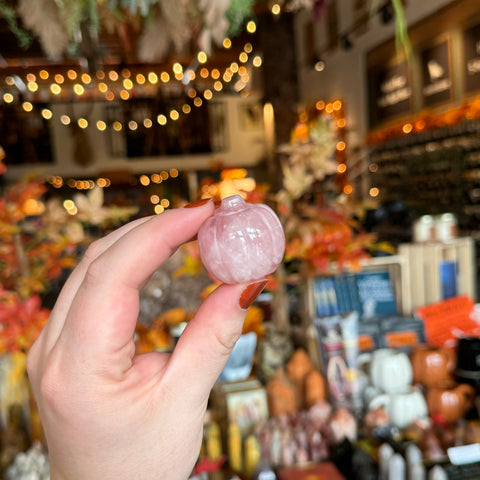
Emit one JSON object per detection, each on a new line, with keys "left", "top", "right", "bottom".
{"left": 184, "top": 198, "right": 211, "bottom": 208}
{"left": 239, "top": 279, "right": 268, "bottom": 310}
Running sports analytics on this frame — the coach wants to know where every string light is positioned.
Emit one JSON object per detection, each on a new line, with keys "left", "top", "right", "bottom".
{"left": 0, "top": 26, "right": 261, "bottom": 134}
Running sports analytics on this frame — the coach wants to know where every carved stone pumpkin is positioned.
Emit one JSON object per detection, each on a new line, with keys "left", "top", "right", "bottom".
{"left": 198, "top": 195, "right": 285, "bottom": 284}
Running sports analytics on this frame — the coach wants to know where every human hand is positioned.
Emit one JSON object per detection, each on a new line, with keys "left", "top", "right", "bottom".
{"left": 27, "top": 200, "right": 268, "bottom": 480}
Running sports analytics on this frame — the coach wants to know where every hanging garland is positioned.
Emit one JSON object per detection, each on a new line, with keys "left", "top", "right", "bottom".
{"left": 0, "top": 1, "right": 409, "bottom": 65}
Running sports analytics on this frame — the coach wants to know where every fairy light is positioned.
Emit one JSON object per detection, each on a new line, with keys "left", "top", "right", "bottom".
{"left": 5, "top": 76, "right": 14, "bottom": 85}
{"left": 211, "top": 69, "right": 220, "bottom": 79}
{"left": 50, "top": 83, "right": 61, "bottom": 95}
{"left": 22, "top": 101, "right": 33, "bottom": 112}
{"left": 170, "top": 168, "right": 179, "bottom": 178}
{"left": 109, "top": 71, "right": 119, "bottom": 81}
{"left": 246, "top": 21, "right": 256, "bottom": 33}
{"left": 239, "top": 52, "right": 248, "bottom": 63}
{"left": 214, "top": 81, "right": 223, "bottom": 91}
{"left": 139, "top": 175, "right": 150, "bottom": 186}
{"left": 403, "top": 123, "right": 413, "bottom": 134}
{"left": 186, "top": 70, "right": 195, "bottom": 81}
{"left": 3, "top": 93, "right": 14, "bottom": 103}
{"left": 182, "top": 104, "right": 191, "bottom": 114}
{"left": 244, "top": 43, "right": 253, "bottom": 53}
{"left": 336, "top": 141, "right": 346, "bottom": 151}
{"left": 173, "top": 63, "right": 183, "bottom": 75}
{"left": 193, "top": 97, "right": 203, "bottom": 107}
{"left": 121, "top": 68, "right": 131, "bottom": 78}
{"left": 81, "top": 73, "right": 92, "bottom": 84}
{"left": 54, "top": 74, "right": 64, "bottom": 84}
{"left": 143, "top": 118, "right": 153, "bottom": 128}
{"left": 123, "top": 78, "right": 133, "bottom": 90}
{"left": 67, "top": 70, "right": 77, "bottom": 80}
{"left": 98, "top": 82, "right": 108, "bottom": 93}
{"left": 200, "top": 68, "right": 209, "bottom": 78}
{"left": 230, "top": 63, "right": 239, "bottom": 73}
{"left": 96, "top": 120, "right": 106, "bottom": 131}
{"left": 160, "top": 72, "right": 170, "bottom": 83}
{"left": 39, "top": 70, "right": 49, "bottom": 80}
{"left": 96, "top": 70, "right": 105, "bottom": 80}
{"left": 78, "top": 118, "right": 88, "bottom": 128}
{"left": 174, "top": 72, "right": 183, "bottom": 81}
{"left": 136, "top": 73, "right": 146, "bottom": 84}
{"left": 148, "top": 72, "right": 158, "bottom": 84}
{"left": 26, "top": 73, "right": 36, "bottom": 82}
{"left": 369, "top": 187, "right": 379, "bottom": 197}
{"left": 187, "top": 89, "right": 196, "bottom": 98}
{"left": 151, "top": 173, "right": 161, "bottom": 183}
{"left": 154, "top": 205, "right": 164, "bottom": 214}
{"left": 169, "top": 110, "right": 179, "bottom": 121}
{"left": 41, "top": 108, "right": 52, "bottom": 119}
{"left": 73, "top": 84, "right": 85, "bottom": 95}
{"left": 60, "top": 115, "right": 71, "bottom": 125}
{"left": 27, "top": 82, "right": 38, "bottom": 92}
{"left": 120, "top": 90, "right": 130, "bottom": 100}
{"left": 157, "top": 114, "right": 167, "bottom": 125}
{"left": 161, "top": 171, "right": 169, "bottom": 180}
{"left": 128, "top": 120, "right": 138, "bottom": 130}
{"left": 113, "top": 121, "right": 122, "bottom": 131}
{"left": 336, "top": 118, "right": 346, "bottom": 128}
{"left": 197, "top": 51, "right": 208, "bottom": 64}
{"left": 337, "top": 163, "right": 347, "bottom": 174}
{"left": 161, "top": 198, "right": 170, "bottom": 207}
{"left": 333, "top": 100, "right": 342, "bottom": 110}
{"left": 343, "top": 184, "right": 353, "bottom": 195}
{"left": 271, "top": 3, "right": 281, "bottom": 15}
{"left": 105, "top": 91, "right": 115, "bottom": 101}
{"left": 316, "top": 100, "right": 325, "bottom": 111}
{"left": 150, "top": 195, "right": 160, "bottom": 204}
{"left": 252, "top": 56, "right": 262, "bottom": 67}
{"left": 238, "top": 66, "right": 247, "bottom": 76}
{"left": 203, "top": 89, "right": 213, "bottom": 100}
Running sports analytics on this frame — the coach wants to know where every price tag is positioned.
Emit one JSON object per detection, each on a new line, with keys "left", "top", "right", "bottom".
{"left": 447, "top": 443, "right": 480, "bottom": 465}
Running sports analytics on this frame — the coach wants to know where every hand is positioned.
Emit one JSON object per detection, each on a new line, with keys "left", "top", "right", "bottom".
{"left": 27, "top": 200, "right": 268, "bottom": 480}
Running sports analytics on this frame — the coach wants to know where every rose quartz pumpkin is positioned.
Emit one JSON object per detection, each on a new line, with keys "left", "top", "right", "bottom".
{"left": 197, "top": 195, "right": 285, "bottom": 284}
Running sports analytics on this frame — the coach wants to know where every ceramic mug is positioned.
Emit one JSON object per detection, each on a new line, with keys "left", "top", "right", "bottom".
{"left": 369, "top": 348, "right": 413, "bottom": 394}
{"left": 426, "top": 383, "right": 475, "bottom": 423}
{"left": 369, "top": 388, "right": 428, "bottom": 429}
{"left": 411, "top": 345, "right": 455, "bottom": 388}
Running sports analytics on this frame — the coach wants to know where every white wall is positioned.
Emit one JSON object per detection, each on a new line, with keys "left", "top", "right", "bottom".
{"left": 294, "top": 0, "right": 456, "bottom": 149}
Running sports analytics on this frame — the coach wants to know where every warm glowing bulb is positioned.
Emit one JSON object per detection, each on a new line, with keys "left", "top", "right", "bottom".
{"left": 157, "top": 114, "right": 167, "bottom": 125}
{"left": 96, "top": 121, "right": 106, "bottom": 131}
{"left": 50, "top": 83, "right": 61, "bottom": 95}
{"left": 246, "top": 21, "right": 256, "bottom": 33}
{"left": 41, "top": 108, "right": 52, "bottom": 119}
{"left": 252, "top": 56, "right": 262, "bottom": 67}
{"left": 78, "top": 118, "right": 88, "bottom": 128}
{"left": 22, "top": 101, "right": 33, "bottom": 112}
{"left": 197, "top": 51, "right": 208, "bottom": 63}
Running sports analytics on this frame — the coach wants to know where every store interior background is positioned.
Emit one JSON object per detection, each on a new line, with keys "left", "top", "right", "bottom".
{"left": 1, "top": 0, "right": 480, "bottom": 479}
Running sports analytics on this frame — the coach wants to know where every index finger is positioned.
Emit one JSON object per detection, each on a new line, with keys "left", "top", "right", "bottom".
{"left": 57, "top": 201, "right": 214, "bottom": 374}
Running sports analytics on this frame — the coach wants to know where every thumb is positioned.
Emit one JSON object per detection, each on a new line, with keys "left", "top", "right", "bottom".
{"left": 165, "top": 280, "right": 268, "bottom": 401}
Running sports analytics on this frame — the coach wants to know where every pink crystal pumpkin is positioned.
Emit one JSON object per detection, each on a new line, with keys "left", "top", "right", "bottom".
{"left": 198, "top": 195, "right": 285, "bottom": 284}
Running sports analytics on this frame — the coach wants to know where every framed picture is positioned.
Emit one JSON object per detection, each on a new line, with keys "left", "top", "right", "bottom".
{"left": 225, "top": 386, "right": 269, "bottom": 436}
{"left": 239, "top": 102, "right": 263, "bottom": 129}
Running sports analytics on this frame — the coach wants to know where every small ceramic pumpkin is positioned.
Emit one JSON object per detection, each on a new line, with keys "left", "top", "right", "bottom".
{"left": 198, "top": 195, "right": 285, "bottom": 284}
